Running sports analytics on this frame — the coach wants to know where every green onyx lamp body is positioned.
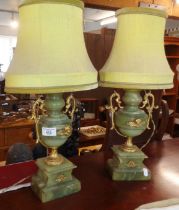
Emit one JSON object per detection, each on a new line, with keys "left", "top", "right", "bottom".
{"left": 115, "top": 90, "right": 148, "bottom": 138}
{"left": 31, "top": 93, "right": 81, "bottom": 202}
{"left": 107, "top": 90, "right": 151, "bottom": 181}
{"left": 39, "top": 94, "right": 71, "bottom": 149}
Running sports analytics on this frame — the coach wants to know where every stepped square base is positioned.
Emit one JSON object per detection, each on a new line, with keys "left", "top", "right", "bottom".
{"left": 31, "top": 156, "right": 81, "bottom": 202}
{"left": 107, "top": 145, "right": 151, "bottom": 181}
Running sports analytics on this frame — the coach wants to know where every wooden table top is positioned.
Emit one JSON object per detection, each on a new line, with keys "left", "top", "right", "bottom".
{"left": 1, "top": 139, "right": 179, "bottom": 210}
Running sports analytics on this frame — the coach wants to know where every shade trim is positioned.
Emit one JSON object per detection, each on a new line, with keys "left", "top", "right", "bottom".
{"left": 99, "top": 71, "right": 174, "bottom": 88}
{"left": 5, "top": 71, "right": 97, "bottom": 89}
{"left": 20, "top": 0, "right": 84, "bottom": 9}
{"left": 5, "top": 83, "right": 98, "bottom": 94}
{"left": 99, "top": 81, "right": 173, "bottom": 90}
{"left": 116, "top": 7, "right": 168, "bottom": 19}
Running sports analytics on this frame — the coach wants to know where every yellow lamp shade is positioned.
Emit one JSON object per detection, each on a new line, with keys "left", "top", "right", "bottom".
{"left": 99, "top": 7, "right": 174, "bottom": 90}
{"left": 5, "top": 0, "right": 97, "bottom": 94}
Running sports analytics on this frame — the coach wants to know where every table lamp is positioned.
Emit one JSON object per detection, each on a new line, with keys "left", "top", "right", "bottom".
{"left": 99, "top": 7, "right": 174, "bottom": 181}
{"left": 5, "top": 0, "right": 97, "bottom": 202}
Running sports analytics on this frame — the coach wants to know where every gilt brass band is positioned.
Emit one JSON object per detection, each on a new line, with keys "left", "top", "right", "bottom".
{"left": 45, "top": 148, "right": 64, "bottom": 166}
{"left": 119, "top": 137, "right": 138, "bottom": 153}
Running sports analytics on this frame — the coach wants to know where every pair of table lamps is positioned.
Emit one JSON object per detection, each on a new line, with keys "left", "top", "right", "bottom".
{"left": 5, "top": 0, "right": 173, "bottom": 203}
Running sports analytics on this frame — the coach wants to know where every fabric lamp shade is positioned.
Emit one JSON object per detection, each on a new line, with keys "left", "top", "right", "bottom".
{"left": 99, "top": 7, "right": 174, "bottom": 90}
{"left": 5, "top": 0, "right": 97, "bottom": 94}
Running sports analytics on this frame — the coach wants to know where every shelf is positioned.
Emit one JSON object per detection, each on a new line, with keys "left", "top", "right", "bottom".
{"left": 166, "top": 56, "right": 179, "bottom": 59}
{"left": 78, "top": 98, "right": 100, "bottom": 127}
{"left": 169, "top": 109, "right": 174, "bottom": 116}
{"left": 163, "top": 36, "right": 179, "bottom": 136}
{"left": 0, "top": 119, "right": 34, "bottom": 129}
{"left": 78, "top": 98, "right": 98, "bottom": 102}
{"left": 174, "top": 117, "right": 179, "bottom": 125}
{"left": 164, "top": 36, "right": 179, "bottom": 45}
{"left": 81, "top": 118, "right": 100, "bottom": 127}
{"left": 163, "top": 92, "right": 176, "bottom": 96}
{"left": 169, "top": 109, "right": 175, "bottom": 118}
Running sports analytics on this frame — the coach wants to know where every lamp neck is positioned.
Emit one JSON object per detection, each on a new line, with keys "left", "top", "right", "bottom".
{"left": 45, "top": 93, "right": 64, "bottom": 118}
{"left": 122, "top": 89, "right": 142, "bottom": 112}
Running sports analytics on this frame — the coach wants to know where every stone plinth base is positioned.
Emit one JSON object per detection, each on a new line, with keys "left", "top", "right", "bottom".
{"left": 31, "top": 155, "right": 81, "bottom": 202}
{"left": 107, "top": 145, "right": 151, "bottom": 181}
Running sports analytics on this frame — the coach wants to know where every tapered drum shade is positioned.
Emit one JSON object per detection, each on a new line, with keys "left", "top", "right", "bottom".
{"left": 99, "top": 7, "right": 174, "bottom": 90}
{"left": 5, "top": 0, "right": 97, "bottom": 94}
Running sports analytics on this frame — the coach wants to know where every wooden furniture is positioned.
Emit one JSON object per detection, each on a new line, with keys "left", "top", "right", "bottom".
{"left": 84, "top": 32, "right": 105, "bottom": 71}
{"left": 0, "top": 80, "right": 5, "bottom": 94}
{"left": 1, "top": 139, "right": 179, "bottom": 210}
{"left": 84, "top": 0, "right": 179, "bottom": 18}
{"left": 0, "top": 119, "right": 35, "bottom": 161}
{"left": 78, "top": 98, "right": 100, "bottom": 127}
{"left": 79, "top": 131, "right": 105, "bottom": 151}
{"left": 77, "top": 98, "right": 106, "bottom": 150}
{"left": 164, "top": 36, "right": 179, "bottom": 136}
{"left": 155, "top": 99, "right": 170, "bottom": 141}
{"left": 84, "top": 28, "right": 116, "bottom": 71}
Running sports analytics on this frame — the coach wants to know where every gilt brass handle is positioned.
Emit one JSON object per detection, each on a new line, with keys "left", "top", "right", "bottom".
{"left": 140, "top": 91, "right": 159, "bottom": 150}
{"left": 105, "top": 91, "right": 123, "bottom": 130}
{"left": 140, "top": 91, "right": 158, "bottom": 129}
{"left": 31, "top": 97, "right": 47, "bottom": 146}
{"left": 105, "top": 91, "right": 126, "bottom": 137}
{"left": 64, "top": 94, "right": 76, "bottom": 121}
